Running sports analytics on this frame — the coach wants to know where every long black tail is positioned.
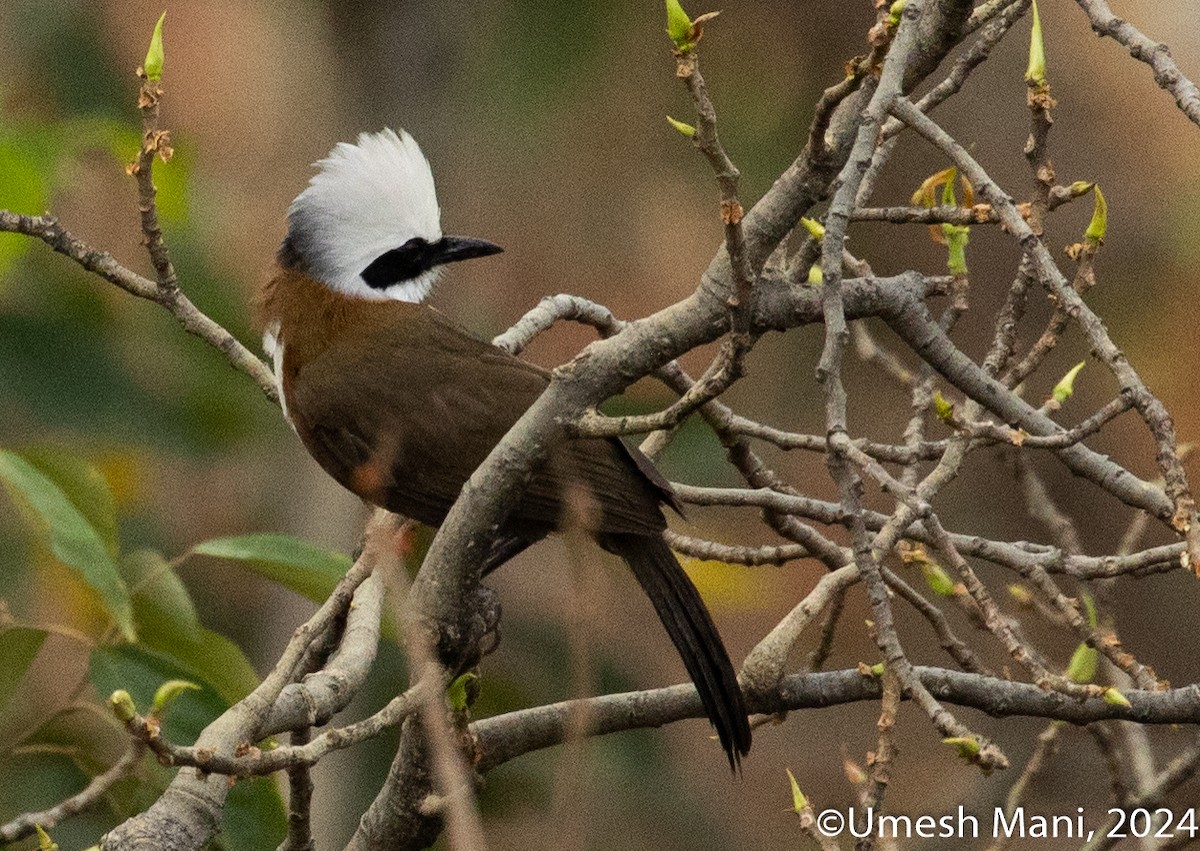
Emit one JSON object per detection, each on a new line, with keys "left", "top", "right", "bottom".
{"left": 600, "top": 532, "right": 751, "bottom": 770}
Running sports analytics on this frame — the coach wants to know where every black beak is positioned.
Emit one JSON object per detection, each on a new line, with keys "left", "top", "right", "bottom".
{"left": 431, "top": 236, "right": 504, "bottom": 265}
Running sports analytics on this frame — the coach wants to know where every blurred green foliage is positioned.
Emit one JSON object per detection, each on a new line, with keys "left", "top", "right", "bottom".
{"left": 0, "top": 445, "right": 332, "bottom": 847}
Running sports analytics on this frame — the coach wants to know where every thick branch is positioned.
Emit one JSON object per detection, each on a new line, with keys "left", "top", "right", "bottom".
{"left": 472, "top": 667, "right": 1200, "bottom": 774}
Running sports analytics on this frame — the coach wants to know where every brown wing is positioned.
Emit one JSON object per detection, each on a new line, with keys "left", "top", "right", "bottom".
{"left": 286, "top": 307, "right": 668, "bottom": 535}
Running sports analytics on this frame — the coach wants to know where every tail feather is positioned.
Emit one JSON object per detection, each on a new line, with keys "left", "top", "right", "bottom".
{"left": 601, "top": 532, "right": 751, "bottom": 770}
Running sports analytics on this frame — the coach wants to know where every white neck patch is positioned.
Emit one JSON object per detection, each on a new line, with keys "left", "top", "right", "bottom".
{"left": 285, "top": 128, "right": 443, "bottom": 302}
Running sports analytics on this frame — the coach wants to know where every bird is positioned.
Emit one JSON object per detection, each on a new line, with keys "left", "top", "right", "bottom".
{"left": 256, "top": 128, "right": 751, "bottom": 768}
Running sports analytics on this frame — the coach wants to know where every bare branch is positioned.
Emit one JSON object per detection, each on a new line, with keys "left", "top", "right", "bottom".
{"left": 0, "top": 743, "right": 144, "bottom": 843}
{"left": 890, "top": 95, "right": 1200, "bottom": 569}
{"left": 1074, "top": 0, "right": 1200, "bottom": 129}
{"left": 101, "top": 512, "right": 394, "bottom": 850}
{"left": 0, "top": 211, "right": 277, "bottom": 402}
{"left": 472, "top": 667, "right": 1200, "bottom": 774}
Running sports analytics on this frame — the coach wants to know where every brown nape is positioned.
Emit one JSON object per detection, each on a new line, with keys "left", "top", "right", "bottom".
{"left": 256, "top": 267, "right": 389, "bottom": 358}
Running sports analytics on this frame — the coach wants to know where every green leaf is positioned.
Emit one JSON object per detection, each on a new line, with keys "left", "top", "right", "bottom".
{"left": 90, "top": 645, "right": 228, "bottom": 745}
{"left": 933, "top": 391, "right": 955, "bottom": 422}
{"left": 786, "top": 768, "right": 807, "bottom": 813}
{"left": 1007, "top": 584, "right": 1033, "bottom": 606}
{"left": 1052, "top": 361, "right": 1086, "bottom": 405}
{"left": 920, "top": 562, "right": 956, "bottom": 598}
{"left": 189, "top": 534, "right": 352, "bottom": 603}
{"left": 1085, "top": 184, "right": 1107, "bottom": 245}
{"left": 0, "top": 450, "right": 133, "bottom": 640}
{"left": 143, "top": 12, "right": 166, "bottom": 81}
{"left": 121, "top": 549, "right": 201, "bottom": 643}
{"left": 912, "top": 167, "right": 957, "bottom": 209}
{"left": 19, "top": 704, "right": 127, "bottom": 773}
{"left": 800, "top": 217, "right": 825, "bottom": 240}
{"left": 151, "top": 679, "right": 201, "bottom": 716}
{"left": 36, "top": 824, "right": 59, "bottom": 850}
{"left": 665, "top": 115, "right": 696, "bottom": 138}
{"left": 1067, "top": 641, "right": 1098, "bottom": 684}
{"left": 940, "top": 168, "right": 958, "bottom": 206}
{"left": 19, "top": 447, "right": 119, "bottom": 560}
{"left": 136, "top": 619, "right": 259, "bottom": 708}
{"left": 0, "top": 626, "right": 47, "bottom": 723}
{"left": 447, "top": 672, "right": 478, "bottom": 712}
{"left": 943, "top": 735, "right": 980, "bottom": 760}
{"left": 665, "top": 0, "right": 693, "bottom": 50}
{"left": 943, "top": 224, "right": 970, "bottom": 275}
{"left": 123, "top": 548, "right": 258, "bottom": 706}
{"left": 1103, "top": 687, "right": 1131, "bottom": 708}
{"left": 0, "top": 752, "right": 88, "bottom": 830}
{"left": 223, "top": 776, "right": 287, "bottom": 849}
{"left": 1025, "top": 0, "right": 1046, "bottom": 86}
{"left": 1081, "top": 590, "right": 1098, "bottom": 628}
{"left": 936, "top": 168, "right": 970, "bottom": 274}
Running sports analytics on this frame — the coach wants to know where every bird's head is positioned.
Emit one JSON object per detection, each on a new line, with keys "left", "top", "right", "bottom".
{"left": 279, "top": 128, "right": 502, "bottom": 303}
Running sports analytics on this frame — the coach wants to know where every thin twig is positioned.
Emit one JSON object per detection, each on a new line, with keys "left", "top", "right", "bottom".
{"left": 0, "top": 742, "right": 145, "bottom": 843}
{"left": 0, "top": 211, "right": 276, "bottom": 401}
{"left": 1073, "top": 0, "right": 1200, "bottom": 129}
{"left": 891, "top": 95, "right": 1200, "bottom": 571}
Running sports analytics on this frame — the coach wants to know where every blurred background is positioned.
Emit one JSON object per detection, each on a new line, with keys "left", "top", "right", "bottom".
{"left": 1, "top": 1, "right": 1198, "bottom": 848}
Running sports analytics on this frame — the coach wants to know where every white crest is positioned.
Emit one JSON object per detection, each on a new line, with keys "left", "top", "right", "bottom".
{"left": 286, "top": 128, "right": 443, "bottom": 301}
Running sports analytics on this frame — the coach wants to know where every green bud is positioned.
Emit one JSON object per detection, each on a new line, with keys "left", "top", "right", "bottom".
{"left": 1052, "top": 361, "right": 1086, "bottom": 405}
{"left": 446, "top": 672, "right": 478, "bottom": 712}
{"left": 888, "top": 0, "right": 907, "bottom": 27}
{"left": 1069, "top": 180, "right": 1094, "bottom": 197}
{"left": 144, "top": 12, "right": 166, "bottom": 82}
{"left": 943, "top": 736, "right": 980, "bottom": 760}
{"left": 151, "top": 679, "right": 201, "bottom": 716}
{"left": 109, "top": 689, "right": 137, "bottom": 722}
{"left": 1103, "top": 687, "right": 1131, "bottom": 708}
{"left": 786, "top": 768, "right": 808, "bottom": 813}
{"left": 665, "top": 0, "right": 694, "bottom": 51}
{"left": 800, "top": 217, "right": 826, "bottom": 240}
{"left": 807, "top": 264, "right": 823, "bottom": 285}
{"left": 1067, "top": 642, "right": 1098, "bottom": 684}
{"left": 870, "top": 662, "right": 884, "bottom": 677}
{"left": 1025, "top": 0, "right": 1046, "bottom": 86}
{"left": 933, "top": 390, "right": 955, "bottom": 422}
{"left": 921, "top": 562, "right": 957, "bottom": 598}
{"left": 943, "top": 224, "right": 970, "bottom": 275}
{"left": 1081, "top": 591, "right": 1098, "bottom": 628}
{"left": 1007, "top": 584, "right": 1033, "bottom": 606}
{"left": 666, "top": 115, "right": 696, "bottom": 138}
{"left": 1085, "top": 184, "right": 1107, "bottom": 245}
{"left": 36, "top": 825, "right": 59, "bottom": 851}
